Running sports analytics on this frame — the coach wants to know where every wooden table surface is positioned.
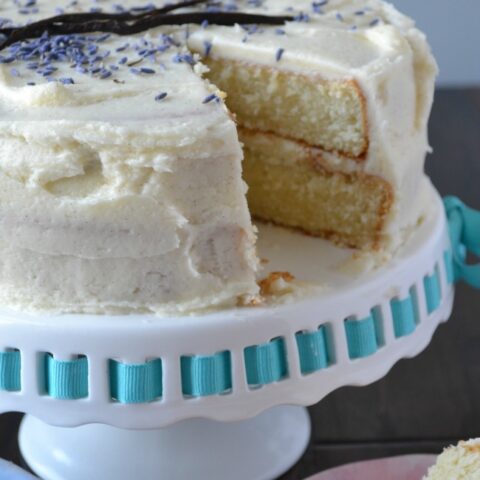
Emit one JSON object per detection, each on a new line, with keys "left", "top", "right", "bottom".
{"left": 0, "top": 88, "right": 479, "bottom": 479}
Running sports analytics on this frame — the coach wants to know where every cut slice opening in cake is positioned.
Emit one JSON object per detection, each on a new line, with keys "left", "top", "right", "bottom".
{"left": 188, "top": 8, "right": 437, "bottom": 253}
{"left": 191, "top": 53, "right": 386, "bottom": 250}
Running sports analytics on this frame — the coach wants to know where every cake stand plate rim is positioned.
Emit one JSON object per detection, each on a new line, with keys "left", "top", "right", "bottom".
{"left": 0, "top": 183, "right": 454, "bottom": 429}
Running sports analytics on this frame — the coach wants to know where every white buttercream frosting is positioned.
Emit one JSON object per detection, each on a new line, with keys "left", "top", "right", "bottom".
{"left": 0, "top": 0, "right": 437, "bottom": 313}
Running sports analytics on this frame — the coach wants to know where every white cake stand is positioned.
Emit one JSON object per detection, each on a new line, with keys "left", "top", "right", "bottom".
{"left": 0, "top": 185, "right": 456, "bottom": 480}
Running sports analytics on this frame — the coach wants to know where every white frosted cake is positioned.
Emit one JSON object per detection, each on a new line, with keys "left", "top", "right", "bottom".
{"left": 0, "top": 0, "right": 437, "bottom": 314}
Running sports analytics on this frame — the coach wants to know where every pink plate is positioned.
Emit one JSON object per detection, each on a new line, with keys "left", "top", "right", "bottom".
{"left": 305, "top": 454, "right": 437, "bottom": 480}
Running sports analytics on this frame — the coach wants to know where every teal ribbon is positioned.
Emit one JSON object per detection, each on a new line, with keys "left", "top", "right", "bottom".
{"left": 424, "top": 271, "right": 442, "bottom": 314}
{"left": 45, "top": 354, "right": 89, "bottom": 400}
{"left": 0, "top": 351, "right": 21, "bottom": 392}
{"left": 345, "top": 315, "right": 379, "bottom": 359}
{"left": 244, "top": 338, "right": 288, "bottom": 386}
{"left": 444, "top": 196, "right": 480, "bottom": 288}
{"left": 110, "top": 359, "right": 162, "bottom": 404}
{"left": 391, "top": 295, "right": 417, "bottom": 338}
{"left": 296, "top": 327, "right": 329, "bottom": 374}
{"left": 181, "top": 351, "right": 232, "bottom": 397}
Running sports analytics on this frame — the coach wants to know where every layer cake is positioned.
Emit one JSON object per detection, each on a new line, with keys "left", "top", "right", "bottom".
{"left": 0, "top": 0, "right": 437, "bottom": 314}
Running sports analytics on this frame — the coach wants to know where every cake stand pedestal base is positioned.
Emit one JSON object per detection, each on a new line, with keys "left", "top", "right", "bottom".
{"left": 19, "top": 405, "right": 311, "bottom": 480}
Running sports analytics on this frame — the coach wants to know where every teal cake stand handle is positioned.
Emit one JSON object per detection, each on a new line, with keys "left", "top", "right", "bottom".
{"left": 444, "top": 196, "right": 480, "bottom": 288}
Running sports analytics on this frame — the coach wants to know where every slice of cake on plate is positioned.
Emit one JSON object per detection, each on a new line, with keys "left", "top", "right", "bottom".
{"left": 0, "top": 0, "right": 437, "bottom": 314}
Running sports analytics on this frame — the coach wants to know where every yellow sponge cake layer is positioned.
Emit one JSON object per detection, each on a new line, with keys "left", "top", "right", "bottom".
{"left": 241, "top": 129, "right": 392, "bottom": 249}
{"left": 205, "top": 58, "right": 368, "bottom": 159}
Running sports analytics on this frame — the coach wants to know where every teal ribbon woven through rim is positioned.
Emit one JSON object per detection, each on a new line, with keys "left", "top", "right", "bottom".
{"left": 444, "top": 250, "right": 455, "bottom": 285}
{"left": 424, "top": 270, "right": 442, "bottom": 314}
{"left": 110, "top": 358, "right": 162, "bottom": 404}
{"left": 391, "top": 294, "right": 417, "bottom": 338}
{"left": 296, "top": 327, "right": 329, "bottom": 374}
{"left": 45, "top": 354, "right": 88, "bottom": 400}
{"left": 345, "top": 315, "right": 379, "bottom": 359}
{"left": 0, "top": 351, "right": 20, "bottom": 392}
{"left": 444, "top": 196, "right": 480, "bottom": 288}
{"left": 181, "top": 351, "right": 232, "bottom": 397}
{"left": 244, "top": 338, "right": 288, "bottom": 386}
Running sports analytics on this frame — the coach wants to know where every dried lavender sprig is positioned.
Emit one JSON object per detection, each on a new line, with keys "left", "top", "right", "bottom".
{"left": 1, "top": 0, "right": 210, "bottom": 35}
{"left": 0, "top": 11, "right": 293, "bottom": 51}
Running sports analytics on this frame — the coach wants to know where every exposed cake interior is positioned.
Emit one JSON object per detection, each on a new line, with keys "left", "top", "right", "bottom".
{"left": 204, "top": 58, "right": 368, "bottom": 158}
{"left": 201, "top": 56, "right": 380, "bottom": 249}
{"left": 240, "top": 129, "right": 392, "bottom": 248}
{"left": 187, "top": 6, "right": 438, "bottom": 251}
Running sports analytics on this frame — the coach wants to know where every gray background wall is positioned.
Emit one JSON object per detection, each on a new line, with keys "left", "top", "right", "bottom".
{"left": 392, "top": 0, "right": 480, "bottom": 87}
